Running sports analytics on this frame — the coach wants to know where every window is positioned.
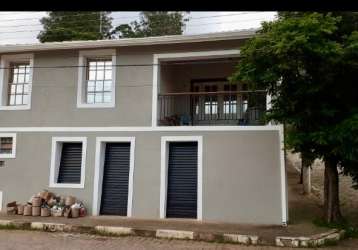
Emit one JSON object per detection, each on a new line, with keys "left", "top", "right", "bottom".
{"left": 204, "top": 85, "right": 218, "bottom": 115}
{"left": 8, "top": 63, "right": 31, "bottom": 106}
{"left": 223, "top": 84, "right": 237, "bottom": 115}
{"left": 86, "top": 60, "right": 112, "bottom": 104}
{"left": 0, "top": 54, "right": 33, "bottom": 110}
{"left": 77, "top": 50, "right": 116, "bottom": 108}
{"left": 49, "top": 137, "right": 87, "bottom": 188}
{"left": 0, "top": 133, "right": 16, "bottom": 158}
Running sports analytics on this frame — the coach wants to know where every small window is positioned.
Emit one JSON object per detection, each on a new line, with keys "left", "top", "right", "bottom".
{"left": 8, "top": 63, "right": 31, "bottom": 106}
{"left": 0, "top": 134, "right": 16, "bottom": 158}
{"left": 49, "top": 137, "right": 86, "bottom": 188}
{"left": 86, "top": 59, "right": 112, "bottom": 104}
{"left": 77, "top": 49, "right": 116, "bottom": 108}
{"left": 0, "top": 54, "right": 33, "bottom": 110}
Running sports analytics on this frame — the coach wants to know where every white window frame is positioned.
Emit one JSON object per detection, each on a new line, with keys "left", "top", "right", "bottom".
{"left": 0, "top": 54, "right": 34, "bottom": 110}
{"left": 0, "top": 133, "right": 16, "bottom": 158}
{"left": 160, "top": 136, "right": 203, "bottom": 220}
{"left": 49, "top": 137, "right": 87, "bottom": 189}
{"left": 77, "top": 49, "right": 116, "bottom": 108}
{"left": 92, "top": 137, "right": 135, "bottom": 217}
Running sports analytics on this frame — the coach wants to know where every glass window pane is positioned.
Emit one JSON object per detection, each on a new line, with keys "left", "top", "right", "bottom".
{"left": 9, "top": 95, "right": 15, "bottom": 105}
{"left": 95, "top": 81, "right": 103, "bottom": 92}
{"left": 104, "top": 70, "right": 112, "bottom": 80}
{"left": 88, "top": 70, "right": 96, "bottom": 80}
{"left": 16, "top": 84, "right": 23, "bottom": 94}
{"left": 87, "top": 81, "right": 95, "bottom": 92}
{"left": 103, "top": 93, "right": 111, "bottom": 103}
{"left": 15, "top": 95, "right": 22, "bottom": 105}
{"left": 96, "top": 70, "right": 104, "bottom": 80}
{"left": 23, "top": 84, "right": 29, "bottom": 94}
{"left": 97, "top": 61, "right": 105, "bottom": 68}
{"left": 25, "top": 66, "right": 30, "bottom": 74}
{"left": 87, "top": 94, "right": 94, "bottom": 104}
{"left": 95, "top": 93, "right": 103, "bottom": 103}
{"left": 89, "top": 61, "right": 97, "bottom": 69}
{"left": 25, "top": 74, "right": 30, "bottom": 83}
{"left": 17, "top": 74, "right": 25, "bottom": 83}
{"left": 18, "top": 67, "right": 25, "bottom": 74}
{"left": 103, "top": 80, "right": 112, "bottom": 91}
{"left": 105, "top": 61, "right": 112, "bottom": 67}
{"left": 212, "top": 102, "right": 218, "bottom": 114}
{"left": 13, "top": 68, "right": 19, "bottom": 74}
{"left": 22, "top": 95, "right": 29, "bottom": 105}
{"left": 12, "top": 74, "right": 18, "bottom": 83}
{"left": 10, "top": 85, "right": 16, "bottom": 94}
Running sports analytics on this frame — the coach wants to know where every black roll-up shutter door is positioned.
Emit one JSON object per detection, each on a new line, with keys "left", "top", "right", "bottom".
{"left": 100, "top": 143, "right": 131, "bottom": 216}
{"left": 57, "top": 143, "right": 82, "bottom": 184}
{"left": 166, "top": 141, "right": 198, "bottom": 219}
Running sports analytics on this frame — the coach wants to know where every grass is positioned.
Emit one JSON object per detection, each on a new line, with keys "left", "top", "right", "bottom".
{"left": 313, "top": 218, "right": 358, "bottom": 238}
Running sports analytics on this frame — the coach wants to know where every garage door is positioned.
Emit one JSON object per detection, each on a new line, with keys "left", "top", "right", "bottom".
{"left": 166, "top": 141, "right": 198, "bottom": 219}
{"left": 100, "top": 143, "right": 131, "bottom": 216}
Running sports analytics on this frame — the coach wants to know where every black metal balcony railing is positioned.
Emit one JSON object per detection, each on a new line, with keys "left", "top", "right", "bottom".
{"left": 158, "top": 90, "right": 267, "bottom": 126}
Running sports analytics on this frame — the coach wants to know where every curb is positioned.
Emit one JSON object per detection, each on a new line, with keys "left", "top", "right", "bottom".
{"left": 0, "top": 219, "right": 346, "bottom": 247}
{"left": 276, "top": 229, "right": 346, "bottom": 248}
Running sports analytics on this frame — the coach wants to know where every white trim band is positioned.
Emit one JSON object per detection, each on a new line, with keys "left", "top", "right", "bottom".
{"left": 0, "top": 125, "right": 281, "bottom": 132}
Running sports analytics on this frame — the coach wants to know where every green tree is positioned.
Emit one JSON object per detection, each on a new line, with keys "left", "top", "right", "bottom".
{"left": 112, "top": 12, "right": 189, "bottom": 38}
{"left": 38, "top": 12, "right": 113, "bottom": 42}
{"left": 231, "top": 12, "right": 358, "bottom": 223}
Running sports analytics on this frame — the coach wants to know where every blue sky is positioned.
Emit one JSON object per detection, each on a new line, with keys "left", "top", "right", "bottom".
{"left": 0, "top": 12, "right": 277, "bottom": 45}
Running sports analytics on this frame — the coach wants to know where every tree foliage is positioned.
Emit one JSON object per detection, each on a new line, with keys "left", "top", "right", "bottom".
{"left": 231, "top": 12, "right": 358, "bottom": 222}
{"left": 112, "top": 12, "right": 189, "bottom": 38}
{"left": 38, "top": 12, "right": 113, "bottom": 42}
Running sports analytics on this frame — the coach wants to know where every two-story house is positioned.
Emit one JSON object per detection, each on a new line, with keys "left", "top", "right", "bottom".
{"left": 0, "top": 30, "right": 287, "bottom": 225}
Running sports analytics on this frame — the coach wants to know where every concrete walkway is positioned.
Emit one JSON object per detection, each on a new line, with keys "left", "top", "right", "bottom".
{"left": 0, "top": 160, "right": 330, "bottom": 246}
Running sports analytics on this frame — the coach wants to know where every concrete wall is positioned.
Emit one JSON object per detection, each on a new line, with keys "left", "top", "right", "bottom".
{"left": 0, "top": 129, "right": 283, "bottom": 225}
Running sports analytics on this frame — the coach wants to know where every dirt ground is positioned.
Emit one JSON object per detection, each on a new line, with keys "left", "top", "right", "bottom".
{"left": 289, "top": 152, "right": 358, "bottom": 226}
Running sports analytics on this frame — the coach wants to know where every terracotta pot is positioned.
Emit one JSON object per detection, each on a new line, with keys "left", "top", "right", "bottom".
{"left": 23, "top": 205, "right": 32, "bottom": 216}
{"left": 65, "top": 196, "right": 76, "bottom": 206}
{"left": 32, "top": 197, "right": 42, "bottom": 207}
{"left": 17, "top": 205, "right": 24, "bottom": 215}
{"left": 71, "top": 207, "right": 80, "bottom": 218}
{"left": 32, "top": 206, "right": 41, "bottom": 216}
{"left": 40, "top": 207, "right": 50, "bottom": 217}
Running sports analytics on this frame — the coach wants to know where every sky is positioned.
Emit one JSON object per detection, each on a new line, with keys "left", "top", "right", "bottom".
{"left": 0, "top": 11, "right": 277, "bottom": 45}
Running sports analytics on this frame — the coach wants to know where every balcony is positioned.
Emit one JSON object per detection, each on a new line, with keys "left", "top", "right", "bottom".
{"left": 158, "top": 90, "right": 267, "bottom": 126}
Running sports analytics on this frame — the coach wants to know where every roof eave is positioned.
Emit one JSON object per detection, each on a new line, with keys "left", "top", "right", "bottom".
{"left": 0, "top": 30, "right": 257, "bottom": 54}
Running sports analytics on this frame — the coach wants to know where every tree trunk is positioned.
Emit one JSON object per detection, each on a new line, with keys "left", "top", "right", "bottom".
{"left": 323, "top": 159, "right": 343, "bottom": 223}
{"left": 302, "top": 154, "right": 311, "bottom": 194}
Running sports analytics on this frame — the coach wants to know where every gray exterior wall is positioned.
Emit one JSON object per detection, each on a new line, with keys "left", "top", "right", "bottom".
{"left": 0, "top": 130, "right": 283, "bottom": 225}
{"left": 0, "top": 40, "right": 243, "bottom": 127}
{"left": 0, "top": 38, "right": 286, "bottom": 225}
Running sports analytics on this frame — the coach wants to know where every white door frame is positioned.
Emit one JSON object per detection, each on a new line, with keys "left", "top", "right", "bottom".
{"left": 92, "top": 137, "right": 136, "bottom": 217}
{"left": 160, "top": 136, "right": 203, "bottom": 220}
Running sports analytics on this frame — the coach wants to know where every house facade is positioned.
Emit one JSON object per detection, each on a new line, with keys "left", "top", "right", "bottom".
{"left": 0, "top": 30, "right": 288, "bottom": 225}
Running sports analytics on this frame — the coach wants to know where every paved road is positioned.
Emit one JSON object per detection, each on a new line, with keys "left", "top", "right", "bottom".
{"left": 0, "top": 230, "right": 357, "bottom": 250}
